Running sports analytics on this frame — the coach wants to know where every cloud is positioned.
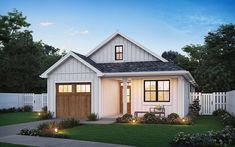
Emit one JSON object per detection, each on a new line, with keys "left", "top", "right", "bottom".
{"left": 187, "top": 15, "right": 226, "bottom": 26}
{"left": 79, "top": 30, "right": 89, "bottom": 35}
{"left": 39, "top": 22, "right": 54, "bottom": 27}
{"left": 66, "top": 29, "right": 89, "bottom": 36}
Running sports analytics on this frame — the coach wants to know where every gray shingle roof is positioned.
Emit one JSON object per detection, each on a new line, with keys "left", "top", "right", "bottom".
{"left": 96, "top": 61, "right": 183, "bottom": 73}
{"left": 73, "top": 51, "right": 184, "bottom": 73}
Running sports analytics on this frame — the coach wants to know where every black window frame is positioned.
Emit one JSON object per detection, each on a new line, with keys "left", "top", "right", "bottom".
{"left": 115, "top": 45, "right": 123, "bottom": 60}
{"left": 144, "top": 80, "right": 170, "bottom": 102}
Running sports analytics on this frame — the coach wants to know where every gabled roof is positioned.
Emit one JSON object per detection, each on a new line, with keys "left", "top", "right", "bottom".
{"left": 40, "top": 51, "right": 103, "bottom": 78}
{"left": 40, "top": 51, "right": 196, "bottom": 85}
{"left": 86, "top": 31, "right": 168, "bottom": 62}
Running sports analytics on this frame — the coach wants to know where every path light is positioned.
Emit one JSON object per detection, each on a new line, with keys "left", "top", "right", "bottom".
{"left": 38, "top": 113, "right": 41, "bottom": 116}
{"left": 132, "top": 119, "right": 136, "bottom": 124}
{"left": 54, "top": 128, "right": 58, "bottom": 133}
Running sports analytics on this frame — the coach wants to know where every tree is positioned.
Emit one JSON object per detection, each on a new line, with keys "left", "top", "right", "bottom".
{"left": 162, "top": 50, "right": 180, "bottom": 64}
{"left": 0, "top": 9, "right": 30, "bottom": 45}
{"left": 161, "top": 24, "right": 235, "bottom": 92}
{"left": 179, "top": 24, "right": 235, "bottom": 92}
{"left": 0, "top": 10, "right": 63, "bottom": 93}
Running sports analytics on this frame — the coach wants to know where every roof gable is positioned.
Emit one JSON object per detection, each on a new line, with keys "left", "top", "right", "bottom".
{"left": 86, "top": 31, "right": 168, "bottom": 62}
{"left": 40, "top": 51, "right": 103, "bottom": 78}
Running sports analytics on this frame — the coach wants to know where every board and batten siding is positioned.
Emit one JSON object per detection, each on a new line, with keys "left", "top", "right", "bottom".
{"left": 131, "top": 76, "right": 188, "bottom": 117}
{"left": 89, "top": 35, "right": 159, "bottom": 63}
{"left": 47, "top": 56, "right": 99, "bottom": 117}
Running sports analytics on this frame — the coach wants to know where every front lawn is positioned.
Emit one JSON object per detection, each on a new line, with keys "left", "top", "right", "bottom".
{"left": 0, "top": 142, "right": 28, "bottom": 147}
{"left": 61, "top": 116, "right": 223, "bottom": 147}
{"left": 0, "top": 112, "right": 39, "bottom": 126}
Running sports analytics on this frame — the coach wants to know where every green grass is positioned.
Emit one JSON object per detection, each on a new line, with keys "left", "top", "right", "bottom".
{"left": 62, "top": 116, "right": 223, "bottom": 147}
{"left": 0, "top": 112, "right": 40, "bottom": 126}
{"left": 0, "top": 142, "right": 28, "bottom": 147}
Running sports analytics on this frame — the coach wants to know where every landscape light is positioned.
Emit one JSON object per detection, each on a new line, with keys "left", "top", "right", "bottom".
{"left": 132, "top": 119, "right": 136, "bottom": 123}
{"left": 54, "top": 128, "right": 58, "bottom": 133}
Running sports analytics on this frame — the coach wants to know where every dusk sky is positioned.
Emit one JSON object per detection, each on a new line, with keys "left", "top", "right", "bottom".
{"left": 1, "top": 0, "right": 235, "bottom": 55}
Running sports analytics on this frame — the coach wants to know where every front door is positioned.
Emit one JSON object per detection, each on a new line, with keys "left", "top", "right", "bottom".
{"left": 120, "top": 82, "right": 131, "bottom": 114}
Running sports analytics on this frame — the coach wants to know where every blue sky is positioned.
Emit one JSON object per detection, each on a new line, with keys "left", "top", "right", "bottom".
{"left": 1, "top": 0, "right": 235, "bottom": 55}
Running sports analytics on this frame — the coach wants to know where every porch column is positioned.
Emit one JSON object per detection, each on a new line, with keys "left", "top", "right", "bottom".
{"left": 122, "top": 78, "right": 127, "bottom": 114}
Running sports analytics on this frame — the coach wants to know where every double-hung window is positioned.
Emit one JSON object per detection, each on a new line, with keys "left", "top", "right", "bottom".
{"left": 144, "top": 80, "right": 170, "bottom": 102}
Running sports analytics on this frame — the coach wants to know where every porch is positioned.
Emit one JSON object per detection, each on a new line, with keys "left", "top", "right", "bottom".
{"left": 100, "top": 76, "right": 187, "bottom": 118}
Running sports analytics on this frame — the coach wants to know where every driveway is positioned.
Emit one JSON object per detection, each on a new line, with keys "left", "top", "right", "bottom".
{"left": 0, "top": 135, "right": 131, "bottom": 147}
{"left": 0, "top": 120, "right": 131, "bottom": 147}
{"left": 0, "top": 119, "right": 57, "bottom": 137}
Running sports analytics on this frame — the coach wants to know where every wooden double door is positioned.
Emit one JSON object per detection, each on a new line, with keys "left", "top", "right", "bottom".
{"left": 120, "top": 83, "right": 131, "bottom": 114}
{"left": 56, "top": 83, "right": 91, "bottom": 119}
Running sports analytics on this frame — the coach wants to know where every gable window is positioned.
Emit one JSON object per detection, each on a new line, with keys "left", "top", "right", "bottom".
{"left": 115, "top": 45, "right": 123, "bottom": 60}
{"left": 144, "top": 80, "right": 170, "bottom": 102}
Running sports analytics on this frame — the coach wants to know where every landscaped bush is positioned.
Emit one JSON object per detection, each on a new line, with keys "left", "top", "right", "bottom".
{"left": 42, "top": 106, "right": 47, "bottom": 112}
{"left": 0, "top": 107, "right": 25, "bottom": 113}
{"left": 212, "top": 109, "right": 235, "bottom": 127}
{"left": 39, "top": 111, "right": 53, "bottom": 120}
{"left": 143, "top": 112, "right": 157, "bottom": 124}
{"left": 116, "top": 113, "right": 133, "bottom": 123}
{"left": 57, "top": 118, "right": 80, "bottom": 129}
{"left": 23, "top": 105, "right": 33, "bottom": 112}
{"left": 186, "top": 99, "right": 201, "bottom": 122}
{"left": 87, "top": 113, "right": 98, "bottom": 121}
{"left": 167, "top": 113, "right": 179, "bottom": 122}
{"left": 19, "top": 128, "right": 40, "bottom": 136}
{"left": 170, "top": 126, "right": 235, "bottom": 146}
{"left": 213, "top": 109, "right": 227, "bottom": 116}
{"left": 19, "top": 118, "right": 79, "bottom": 138}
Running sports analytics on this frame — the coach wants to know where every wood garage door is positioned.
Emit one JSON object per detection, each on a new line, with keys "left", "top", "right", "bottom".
{"left": 56, "top": 83, "right": 91, "bottom": 119}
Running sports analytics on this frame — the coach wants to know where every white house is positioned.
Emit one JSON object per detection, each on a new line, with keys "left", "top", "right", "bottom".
{"left": 40, "top": 32, "right": 196, "bottom": 119}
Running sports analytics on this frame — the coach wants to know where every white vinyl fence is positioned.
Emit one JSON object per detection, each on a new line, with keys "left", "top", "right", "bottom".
{"left": 191, "top": 91, "right": 235, "bottom": 115}
{"left": 0, "top": 93, "right": 47, "bottom": 112}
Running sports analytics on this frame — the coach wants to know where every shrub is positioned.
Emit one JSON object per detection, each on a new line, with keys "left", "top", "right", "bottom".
{"left": 116, "top": 113, "right": 133, "bottom": 123}
{"left": 20, "top": 118, "right": 79, "bottom": 138}
{"left": 39, "top": 111, "right": 53, "bottom": 120}
{"left": 19, "top": 128, "right": 39, "bottom": 136}
{"left": 168, "top": 113, "right": 179, "bottom": 122}
{"left": 170, "top": 126, "right": 235, "bottom": 146}
{"left": 57, "top": 118, "right": 80, "bottom": 129}
{"left": 189, "top": 99, "right": 200, "bottom": 116}
{"left": 17, "top": 107, "right": 24, "bottom": 112}
{"left": 213, "top": 109, "right": 227, "bottom": 116}
{"left": 143, "top": 112, "right": 157, "bottom": 124}
{"left": 0, "top": 107, "right": 17, "bottom": 113}
{"left": 23, "top": 105, "right": 32, "bottom": 112}
{"left": 87, "top": 113, "right": 98, "bottom": 121}
{"left": 42, "top": 106, "right": 47, "bottom": 112}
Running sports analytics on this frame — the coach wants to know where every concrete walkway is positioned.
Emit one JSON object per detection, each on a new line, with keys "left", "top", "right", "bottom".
{"left": 80, "top": 118, "right": 116, "bottom": 124}
{"left": 0, "top": 135, "right": 131, "bottom": 147}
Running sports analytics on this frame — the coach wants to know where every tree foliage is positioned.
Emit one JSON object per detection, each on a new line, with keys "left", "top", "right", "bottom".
{"left": 0, "top": 10, "right": 63, "bottom": 93}
{"left": 162, "top": 24, "right": 235, "bottom": 92}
